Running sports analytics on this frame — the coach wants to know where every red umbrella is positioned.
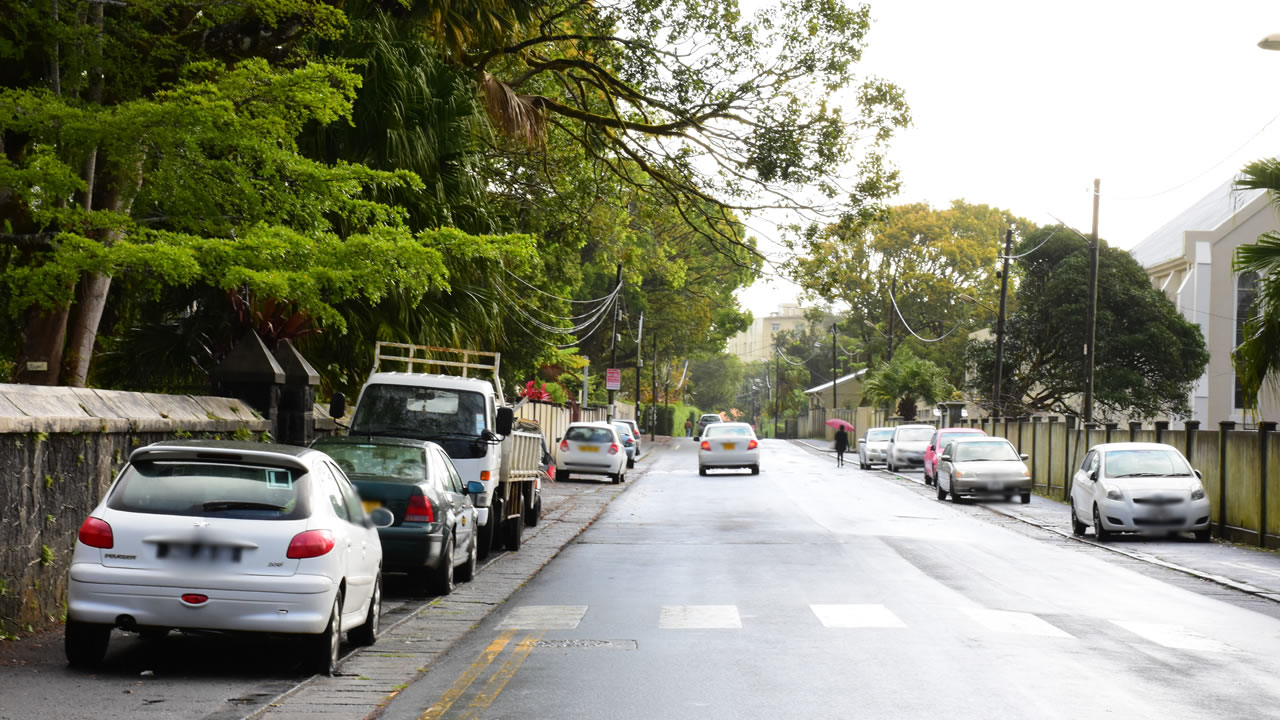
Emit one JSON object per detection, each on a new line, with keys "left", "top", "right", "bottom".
{"left": 825, "top": 418, "right": 854, "bottom": 431}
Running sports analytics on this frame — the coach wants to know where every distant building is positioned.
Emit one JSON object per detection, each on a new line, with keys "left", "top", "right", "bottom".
{"left": 725, "top": 303, "right": 813, "bottom": 363}
{"left": 804, "top": 369, "right": 866, "bottom": 410}
{"left": 1130, "top": 175, "right": 1278, "bottom": 426}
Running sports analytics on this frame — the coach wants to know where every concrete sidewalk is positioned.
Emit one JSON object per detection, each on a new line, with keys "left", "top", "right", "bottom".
{"left": 795, "top": 438, "right": 1280, "bottom": 604}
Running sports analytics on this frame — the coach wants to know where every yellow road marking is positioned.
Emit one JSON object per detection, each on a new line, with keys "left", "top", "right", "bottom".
{"left": 420, "top": 630, "right": 517, "bottom": 720}
{"left": 458, "top": 631, "right": 545, "bottom": 719}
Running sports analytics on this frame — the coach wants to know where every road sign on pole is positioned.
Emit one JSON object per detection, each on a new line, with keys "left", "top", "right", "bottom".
{"left": 606, "top": 368, "right": 622, "bottom": 391}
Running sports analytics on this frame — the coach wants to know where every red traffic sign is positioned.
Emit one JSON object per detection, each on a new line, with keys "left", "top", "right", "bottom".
{"left": 605, "top": 368, "right": 622, "bottom": 390}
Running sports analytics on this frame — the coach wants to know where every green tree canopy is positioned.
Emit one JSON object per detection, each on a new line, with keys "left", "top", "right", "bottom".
{"left": 861, "top": 348, "right": 953, "bottom": 421}
{"left": 965, "top": 226, "right": 1209, "bottom": 419}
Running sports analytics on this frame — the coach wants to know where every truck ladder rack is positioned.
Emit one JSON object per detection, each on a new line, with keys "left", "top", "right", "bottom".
{"left": 372, "top": 342, "right": 502, "bottom": 397}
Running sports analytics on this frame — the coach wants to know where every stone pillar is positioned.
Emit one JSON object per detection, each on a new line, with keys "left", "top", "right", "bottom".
{"left": 1128, "top": 421, "right": 1142, "bottom": 442}
{"left": 1260, "top": 422, "right": 1277, "bottom": 548}
{"left": 1154, "top": 420, "right": 1170, "bottom": 445}
{"left": 1184, "top": 420, "right": 1201, "bottom": 465}
{"left": 273, "top": 340, "right": 320, "bottom": 447}
{"left": 1218, "top": 421, "right": 1236, "bottom": 539}
{"left": 1104, "top": 422, "right": 1118, "bottom": 443}
{"left": 1047, "top": 416, "right": 1059, "bottom": 496}
{"left": 212, "top": 332, "right": 284, "bottom": 438}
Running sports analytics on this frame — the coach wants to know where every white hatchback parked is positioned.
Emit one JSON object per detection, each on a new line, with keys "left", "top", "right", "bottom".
{"left": 66, "top": 440, "right": 392, "bottom": 674}
{"left": 1069, "top": 442, "right": 1211, "bottom": 542}
{"left": 556, "top": 422, "right": 627, "bottom": 483}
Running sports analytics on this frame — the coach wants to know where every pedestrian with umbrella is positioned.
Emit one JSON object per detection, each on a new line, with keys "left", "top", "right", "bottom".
{"left": 826, "top": 418, "right": 853, "bottom": 467}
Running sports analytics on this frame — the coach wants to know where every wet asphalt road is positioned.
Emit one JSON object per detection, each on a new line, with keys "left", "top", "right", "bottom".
{"left": 379, "top": 438, "right": 1280, "bottom": 720}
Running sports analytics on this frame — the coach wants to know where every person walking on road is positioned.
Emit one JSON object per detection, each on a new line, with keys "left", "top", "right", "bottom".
{"left": 684, "top": 418, "right": 693, "bottom": 437}
{"left": 834, "top": 426, "right": 849, "bottom": 467}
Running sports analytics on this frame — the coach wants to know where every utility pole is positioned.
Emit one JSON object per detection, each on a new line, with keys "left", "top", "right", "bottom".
{"left": 635, "top": 311, "right": 643, "bottom": 431}
{"left": 1083, "top": 178, "right": 1101, "bottom": 423}
{"left": 607, "top": 264, "right": 622, "bottom": 422}
{"left": 831, "top": 321, "right": 839, "bottom": 413}
{"left": 650, "top": 328, "right": 658, "bottom": 442}
{"left": 993, "top": 228, "right": 1013, "bottom": 417}
{"left": 887, "top": 277, "right": 896, "bottom": 360}
{"left": 774, "top": 343, "right": 781, "bottom": 438}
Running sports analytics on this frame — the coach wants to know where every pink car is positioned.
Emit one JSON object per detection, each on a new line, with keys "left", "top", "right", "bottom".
{"left": 923, "top": 427, "right": 987, "bottom": 486}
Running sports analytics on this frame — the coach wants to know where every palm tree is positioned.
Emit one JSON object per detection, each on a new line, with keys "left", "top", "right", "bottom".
{"left": 861, "top": 349, "right": 954, "bottom": 421}
{"left": 1232, "top": 159, "right": 1280, "bottom": 410}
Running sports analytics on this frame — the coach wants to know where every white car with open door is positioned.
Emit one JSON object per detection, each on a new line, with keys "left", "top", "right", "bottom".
{"left": 1069, "top": 442, "right": 1211, "bottom": 542}
{"left": 65, "top": 440, "right": 392, "bottom": 675}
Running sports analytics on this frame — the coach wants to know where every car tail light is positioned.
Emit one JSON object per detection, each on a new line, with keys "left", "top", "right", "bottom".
{"left": 287, "top": 530, "right": 335, "bottom": 559}
{"left": 748, "top": 440, "right": 758, "bottom": 450}
{"left": 560, "top": 439, "right": 569, "bottom": 452}
{"left": 608, "top": 443, "right": 619, "bottom": 455}
{"left": 406, "top": 494, "right": 435, "bottom": 523}
{"left": 700, "top": 441, "right": 711, "bottom": 451}
{"left": 77, "top": 517, "right": 113, "bottom": 549}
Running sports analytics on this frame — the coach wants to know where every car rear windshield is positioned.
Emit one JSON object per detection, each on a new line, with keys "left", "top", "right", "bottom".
{"left": 952, "top": 441, "right": 1019, "bottom": 462}
{"left": 866, "top": 430, "right": 893, "bottom": 441}
{"left": 566, "top": 427, "right": 613, "bottom": 443}
{"left": 896, "top": 428, "right": 935, "bottom": 443}
{"left": 705, "top": 425, "right": 753, "bottom": 438}
{"left": 315, "top": 443, "right": 426, "bottom": 482}
{"left": 612, "top": 423, "right": 633, "bottom": 438}
{"left": 1104, "top": 449, "right": 1192, "bottom": 477}
{"left": 108, "top": 461, "right": 307, "bottom": 519}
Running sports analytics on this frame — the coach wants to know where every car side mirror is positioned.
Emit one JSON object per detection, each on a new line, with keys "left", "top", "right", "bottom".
{"left": 1020, "top": 454, "right": 1029, "bottom": 461}
{"left": 369, "top": 507, "right": 394, "bottom": 528}
{"left": 328, "top": 392, "right": 346, "bottom": 419}
{"left": 1089, "top": 469, "right": 1099, "bottom": 481}
{"left": 467, "top": 480, "right": 486, "bottom": 494}
{"left": 496, "top": 407, "right": 514, "bottom": 436}
{"left": 940, "top": 454, "right": 951, "bottom": 462}
{"left": 1194, "top": 469, "right": 1203, "bottom": 479}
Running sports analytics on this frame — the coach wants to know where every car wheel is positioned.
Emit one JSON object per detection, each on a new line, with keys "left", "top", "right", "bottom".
{"left": 923, "top": 468, "right": 932, "bottom": 486}
{"left": 1071, "top": 500, "right": 1087, "bottom": 536}
{"left": 699, "top": 467, "right": 708, "bottom": 476}
{"left": 308, "top": 592, "right": 342, "bottom": 676}
{"left": 556, "top": 469, "right": 569, "bottom": 483}
{"left": 505, "top": 510, "right": 524, "bottom": 551}
{"left": 936, "top": 482, "right": 946, "bottom": 501}
{"left": 949, "top": 485, "right": 961, "bottom": 503}
{"left": 348, "top": 574, "right": 381, "bottom": 647}
{"left": 1093, "top": 505, "right": 1110, "bottom": 542}
{"left": 430, "top": 534, "right": 456, "bottom": 595}
{"left": 750, "top": 464, "right": 760, "bottom": 475}
{"left": 456, "top": 533, "right": 478, "bottom": 583}
{"left": 65, "top": 618, "right": 111, "bottom": 668}
{"left": 1020, "top": 492, "right": 1031, "bottom": 505}
{"left": 525, "top": 495, "right": 542, "bottom": 528}
{"left": 627, "top": 457, "right": 635, "bottom": 468}
{"left": 1194, "top": 527, "right": 1212, "bottom": 543}
{"left": 476, "top": 503, "right": 495, "bottom": 561}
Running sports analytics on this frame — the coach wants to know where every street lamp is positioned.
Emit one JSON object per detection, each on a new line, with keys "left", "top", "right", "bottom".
{"left": 958, "top": 294, "right": 997, "bottom": 314}
{"left": 1259, "top": 33, "right": 1280, "bottom": 50}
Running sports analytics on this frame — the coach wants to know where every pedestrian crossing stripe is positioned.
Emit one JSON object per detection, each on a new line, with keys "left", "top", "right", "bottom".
{"left": 811, "top": 604, "right": 906, "bottom": 628}
{"left": 659, "top": 605, "right": 742, "bottom": 629}
{"left": 496, "top": 604, "right": 1239, "bottom": 654}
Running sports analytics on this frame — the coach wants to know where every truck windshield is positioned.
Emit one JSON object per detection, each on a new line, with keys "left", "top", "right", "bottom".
{"left": 351, "top": 385, "right": 489, "bottom": 441}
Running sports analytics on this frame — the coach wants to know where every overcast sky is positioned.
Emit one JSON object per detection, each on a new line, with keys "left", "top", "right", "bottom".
{"left": 738, "top": 0, "right": 1280, "bottom": 316}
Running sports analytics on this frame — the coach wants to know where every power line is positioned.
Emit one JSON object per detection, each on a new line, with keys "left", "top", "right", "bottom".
{"left": 887, "top": 287, "right": 964, "bottom": 344}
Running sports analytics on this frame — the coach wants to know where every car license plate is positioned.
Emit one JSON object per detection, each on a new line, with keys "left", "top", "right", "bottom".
{"left": 723, "top": 443, "right": 737, "bottom": 450}
{"left": 579, "top": 445, "right": 599, "bottom": 453}
{"left": 987, "top": 481, "right": 1002, "bottom": 491}
{"left": 362, "top": 500, "right": 381, "bottom": 514}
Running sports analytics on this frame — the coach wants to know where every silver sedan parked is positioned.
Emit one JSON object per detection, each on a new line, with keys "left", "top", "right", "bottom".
{"left": 859, "top": 427, "right": 894, "bottom": 469}
{"left": 698, "top": 422, "right": 760, "bottom": 475}
{"left": 935, "top": 437, "right": 1032, "bottom": 504}
{"left": 1069, "top": 442, "right": 1211, "bottom": 542}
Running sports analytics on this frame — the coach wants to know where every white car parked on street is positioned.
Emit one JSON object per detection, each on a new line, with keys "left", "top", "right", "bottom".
{"left": 858, "top": 427, "right": 894, "bottom": 469}
{"left": 698, "top": 422, "right": 760, "bottom": 475}
{"left": 1069, "top": 442, "right": 1211, "bottom": 542}
{"left": 66, "top": 440, "right": 392, "bottom": 674}
{"left": 557, "top": 422, "right": 627, "bottom": 483}
{"left": 886, "top": 424, "right": 936, "bottom": 472}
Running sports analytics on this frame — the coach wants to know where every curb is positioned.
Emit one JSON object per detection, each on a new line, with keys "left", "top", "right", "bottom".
{"left": 791, "top": 439, "right": 1280, "bottom": 605}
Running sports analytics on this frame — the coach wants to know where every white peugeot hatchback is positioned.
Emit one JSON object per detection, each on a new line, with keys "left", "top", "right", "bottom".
{"left": 66, "top": 440, "right": 392, "bottom": 674}
{"left": 557, "top": 422, "right": 627, "bottom": 483}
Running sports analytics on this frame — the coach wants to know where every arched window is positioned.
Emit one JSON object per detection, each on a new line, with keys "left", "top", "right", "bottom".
{"left": 1234, "top": 271, "right": 1259, "bottom": 410}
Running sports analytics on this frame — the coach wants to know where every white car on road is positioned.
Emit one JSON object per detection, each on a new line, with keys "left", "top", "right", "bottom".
{"left": 66, "top": 440, "right": 392, "bottom": 674}
{"left": 698, "top": 422, "right": 760, "bottom": 475}
{"left": 886, "top": 424, "right": 936, "bottom": 472}
{"left": 1070, "top": 442, "right": 1211, "bottom": 542}
{"left": 557, "top": 422, "right": 627, "bottom": 483}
